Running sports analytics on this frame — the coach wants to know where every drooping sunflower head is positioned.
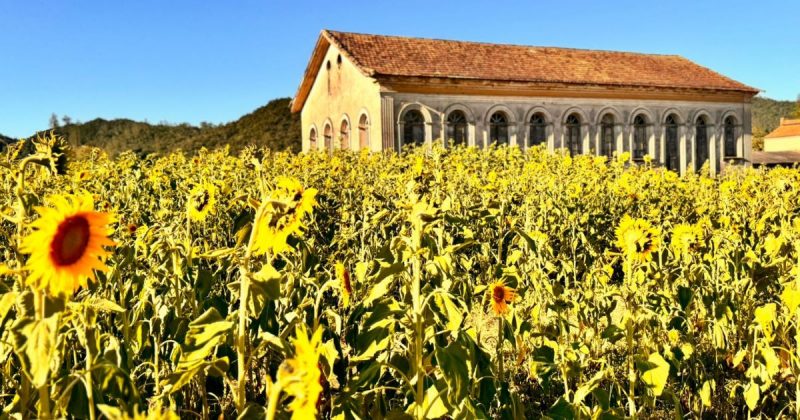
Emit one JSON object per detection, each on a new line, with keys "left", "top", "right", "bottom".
{"left": 187, "top": 182, "right": 216, "bottom": 223}
{"left": 670, "top": 224, "right": 701, "bottom": 259}
{"left": 488, "top": 280, "right": 515, "bottom": 316}
{"left": 335, "top": 262, "right": 351, "bottom": 307}
{"left": 252, "top": 178, "right": 317, "bottom": 256}
{"left": 21, "top": 193, "right": 115, "bottom": 297}
{"left": 277, "top": 324, "right": 324, "bottom": 419}
{"left": 615, "top": 215, "right": 661, "bottom": 263}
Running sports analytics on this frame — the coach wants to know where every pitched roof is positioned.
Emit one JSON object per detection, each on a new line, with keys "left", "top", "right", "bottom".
{"left": 291, "top": 30, "right": 758, "bottom": 112}
{"left": 765, "top": 118, "right": 800, "bottom": 139}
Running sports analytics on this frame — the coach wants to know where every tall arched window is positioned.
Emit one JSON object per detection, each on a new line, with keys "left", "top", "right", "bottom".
{"left": 724, "top": 116, "right": 737, "bottom": 157}
{"left": 324, "top": 123, "right": 332, "bottom": 151}
{"left": 600, "top": 114, "right": 615, "bottom": 159}
{"left": 529, "top": 113, "right": 547, "bottom": 147}
{"left": 309, "top": 128, "right": 317, "bottom": 151}
{"left": 565, "top": 114, "right": 582, "bottom": 156}
{"left": 359, "top": 114, "right": 369, "bottom": 150}
{"left": 633, "top": 115, "right": 648, "bottom": 159}
{"left": 489, "top": 112, "right": 509, "bottom": 145}
{"left": 446, "top": 110, "right": 468, "bottom": 146}
{"left": 695, "top": 116, "right": 709, "bottom": 171}
{"left": 664, "top": 114, "right": 679, "bottom": 172}
{"left": 403, "top": 110, "right": 425, "bottom": 148}
{"left": 340, "top": 119, "right": 350, "bottom": 150}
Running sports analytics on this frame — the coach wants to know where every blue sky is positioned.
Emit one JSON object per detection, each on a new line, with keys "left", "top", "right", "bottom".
{"left": 1, "top": 0, "right": 798, "bottom": 138}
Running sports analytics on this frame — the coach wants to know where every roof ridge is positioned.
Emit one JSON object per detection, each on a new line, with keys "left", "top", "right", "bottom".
{"left": 323, "top": 29, "right": 684, "bottom": 58}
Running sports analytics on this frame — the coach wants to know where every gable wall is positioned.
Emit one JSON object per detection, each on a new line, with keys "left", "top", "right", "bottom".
{"left": 300, "top": 43, "right": 382, "bottom": 152}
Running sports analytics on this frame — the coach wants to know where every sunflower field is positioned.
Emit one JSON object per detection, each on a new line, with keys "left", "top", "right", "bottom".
{"left": 2, "top": 134, "right": 800, "bottom": 419}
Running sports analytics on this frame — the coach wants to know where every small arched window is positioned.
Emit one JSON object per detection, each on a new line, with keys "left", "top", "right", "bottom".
{"left": 489, "top": 112, "right": 509, "bottom": 145}
{"left": 309, "top": 128, "right": 317, "bottom": 151}
{"left": 326, "top": 61, "right": 332, "bottom": 96}
{"left": 695, "top": 115, "right": 709, "bottom": 171}
{"left": 600, "top": 114, "right": 615, "bottom": 159}
{"left": 340, "top": 119, "right": 350, "bottom": 150}
{"left": 529, "top": 113, "right": 547, "bottom": 147}
{"left": 446, "top": 110, "right": 468, "bottom": 146}
{"left": 403, "top": 110, "right": 425, "bottom": 148}
{"left": 565, "top": 114, "right": 582, "bottom": 156}
{"left": 633, "top": 115, "right": 648, "bottom": 159}
{"left": 359, "top": 114, "right": 369, "bottom": 150}
{"left": 724, "top": 116, "right": 737, "bottom": 157}
{"left": 324, "top": 123, "right": 332, "bottom": 151}
{"left": 664, "top": 114, "right": 679, "bottom": 172}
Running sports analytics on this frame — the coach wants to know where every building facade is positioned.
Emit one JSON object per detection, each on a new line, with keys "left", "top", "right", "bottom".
{"left": 292, "top": 30, "right": 759, "bottom": 175}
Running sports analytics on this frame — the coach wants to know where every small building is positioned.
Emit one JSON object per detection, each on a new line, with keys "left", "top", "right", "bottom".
{"left": 764, "top": 118, "right": 800, "bottom": 152}
{"left": 291, "top": 30, "right": 759, "bottom": 175}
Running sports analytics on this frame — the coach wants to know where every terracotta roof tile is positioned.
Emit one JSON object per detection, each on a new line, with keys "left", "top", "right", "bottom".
{"left": 325, "top": 30, "right": 758, "bottom": 93}
{"left": 765, "top": 118, "right": 800, "bottom": 139}
{"left": 752, "top": 150, "right": 800, "bottom": 165}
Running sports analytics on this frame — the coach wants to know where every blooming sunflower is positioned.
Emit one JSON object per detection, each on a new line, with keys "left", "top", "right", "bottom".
{"left": 488, "top": 280, "right": 515, "bottom": 316}
{"left": 615, "top": 215, "right": 660, "bottom": 263}
{"left": 21, "top": 193, "right": 115, "bottom": 297}
{"left": 187, "top": 182, "right": 216, "bottom": 222}
{"left": 335, "top": 262, "right": 352, "bottom": 307}
{"left": 252, "top": 177, "right": 317, "bottom": 256}
{"left": 277, "top": 325, "right": 324, "bottom": 419}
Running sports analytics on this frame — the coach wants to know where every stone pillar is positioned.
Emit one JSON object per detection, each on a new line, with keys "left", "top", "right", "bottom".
{"left": 679, "top": 124, "right": 688, "bottom": 176}
{"left": 381, "top": 96, "right": 395, "bottom": 152}
{"left": 708, "top": 124, "right": 718, "bottom": 176}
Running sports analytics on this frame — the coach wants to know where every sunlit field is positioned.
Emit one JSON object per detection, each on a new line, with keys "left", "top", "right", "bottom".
{"left": 2, "top": 135, "right": 800, "bottom": 418}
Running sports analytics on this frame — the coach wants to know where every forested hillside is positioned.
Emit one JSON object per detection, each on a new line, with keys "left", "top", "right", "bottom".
{"left": 34, "top": 97, "right": 301, "bottom": 156}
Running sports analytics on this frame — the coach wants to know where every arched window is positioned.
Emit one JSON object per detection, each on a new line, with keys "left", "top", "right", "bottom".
{"left": 359, "top": 114, "right": 369, "bottom": 150}
{"left": 489, "top": 112, "right": 509, "bottom": 145}
{"left": 600, "top": 114, "right": 615, "bottom": 159}
{"left": 695, "top": 116, "right": 709, "bottom": 171}
{"left": 724, "top": 116, "right": 737, "bottom": 157}
{"left": 633, "top": 115, "right": 648, "bottom": 159}
{"left": 565, "top": 114, "right": 582, "bottom": 156}
{"left": 309, "top": 128, "right": 317, "bottom": 151}
{"left": 529, "top": 113, "right": 547, "bottom": 147}
{"left": 340, "top": 119, "right": 350, "bottom": 150}
{"left": 326, "top": 61, "right": 332, "bottom": 96}
{"left": 664, "top": 114, "right": 679, "bottom": 172}
{"left": 446, "top": 110, "right": 468, "bottom": 146}
{"left": 324, "top": 123, "right": 332, "bottom": 151}
{"left": 403, "top": 110, "right": 425, "bottom": 148}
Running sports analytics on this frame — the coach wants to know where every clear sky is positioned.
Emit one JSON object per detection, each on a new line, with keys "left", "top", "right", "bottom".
{"left": 1, "top": 0, "right": 798, "bottom": 138}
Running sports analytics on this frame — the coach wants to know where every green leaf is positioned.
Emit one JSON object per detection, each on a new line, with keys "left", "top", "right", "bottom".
{"left": 435, "top": 338, "right": 470, "bottom": 403}
{"left": 164, "top": 307, "right": 233, "bottom": 393}
{"left": 406, "top": 385, "right": 448, "bottom": 419}
{"left": 14, "top": 315, "right": 59, "bottom": 388}
{"left": 700, "top": 380, "right": 714, "bottom": 407}
{"left": 640, "top": 352, "right": 670, "bottom": 397}
{"left": 434, "top": 293, "right": 463, "bottom": 333}
{"left": 573, "top": 369, "right": 605, "bottom": 404}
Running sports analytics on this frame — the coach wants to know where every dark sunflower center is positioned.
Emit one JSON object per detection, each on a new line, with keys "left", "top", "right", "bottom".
{"left": 493, "top": 286, "right": 505, "bottom": 303}
{"left": 342, "top": 270, "right": 352, "bottom": 294}
{"left": 193, "top": 190, "right": 210, "bottom": 212}
{"left": 50, "top": 215, "right": 91, "bottom": 266}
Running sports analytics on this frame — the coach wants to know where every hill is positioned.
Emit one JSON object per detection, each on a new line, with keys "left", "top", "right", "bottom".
{"left": 752, "top": 96, "right": 797, "bottom": 137}
{"left": 39, "top": 97, "right": 301, "bottom": 156}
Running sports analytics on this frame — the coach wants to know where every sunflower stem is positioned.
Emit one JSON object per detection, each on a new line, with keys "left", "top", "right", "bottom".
{"left": 265, "top": 380, "right": 283, "bottom": 420}
{"left": 235, "top": 205, "right": 262, "bottom": 415}
{"left": 496, "top": 315, "right": 504, "bottom": 382}
{"left": 33, "top": 289, "right": 51, "bottom": 419}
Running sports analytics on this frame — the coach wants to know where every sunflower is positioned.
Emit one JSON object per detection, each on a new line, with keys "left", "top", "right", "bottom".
{"left": 21, "top": 193, "right": 115, "bottom": 297}
{"left": 335, "top": 262, "right": 352, "bottom": 307}
{"left": 187, "top": 182, "right": 216, "bottom": 222}
{"left": 252, "top": 178, "right": 317, "bottom": 256}
{"left": 670, "top": 224, "right": 701, "bottom": 259}
{"left": 615, "top": 215, "right": 660, "bottom": 263}
{"left": 488, "top": 280, "right": 515, "bottom": 316}
{"left": 277, "top": 325, "right": 324, "bottom": 419}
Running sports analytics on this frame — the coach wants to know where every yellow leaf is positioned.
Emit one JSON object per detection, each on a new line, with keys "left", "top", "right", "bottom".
{"left": 744, "top": 381, "right": 760, "bottom": 411}
{"left": 781, "top": 288, "right": 800, "bottom": 313}
{"left": 754, "top": 303, "right": 776, "bottom": 341}
{"left": 761, "top": 345, "right": 780, "bottom": 377}
{"left": 642, "top": 352, "right": 670, "bottom": 397}
{"left": 700, "top": 380, "right": 714, "bottom": 407}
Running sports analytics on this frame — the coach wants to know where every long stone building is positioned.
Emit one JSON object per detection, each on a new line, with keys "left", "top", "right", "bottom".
{"left": 291, "top": 30, "right": 759, "bottom": 174}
